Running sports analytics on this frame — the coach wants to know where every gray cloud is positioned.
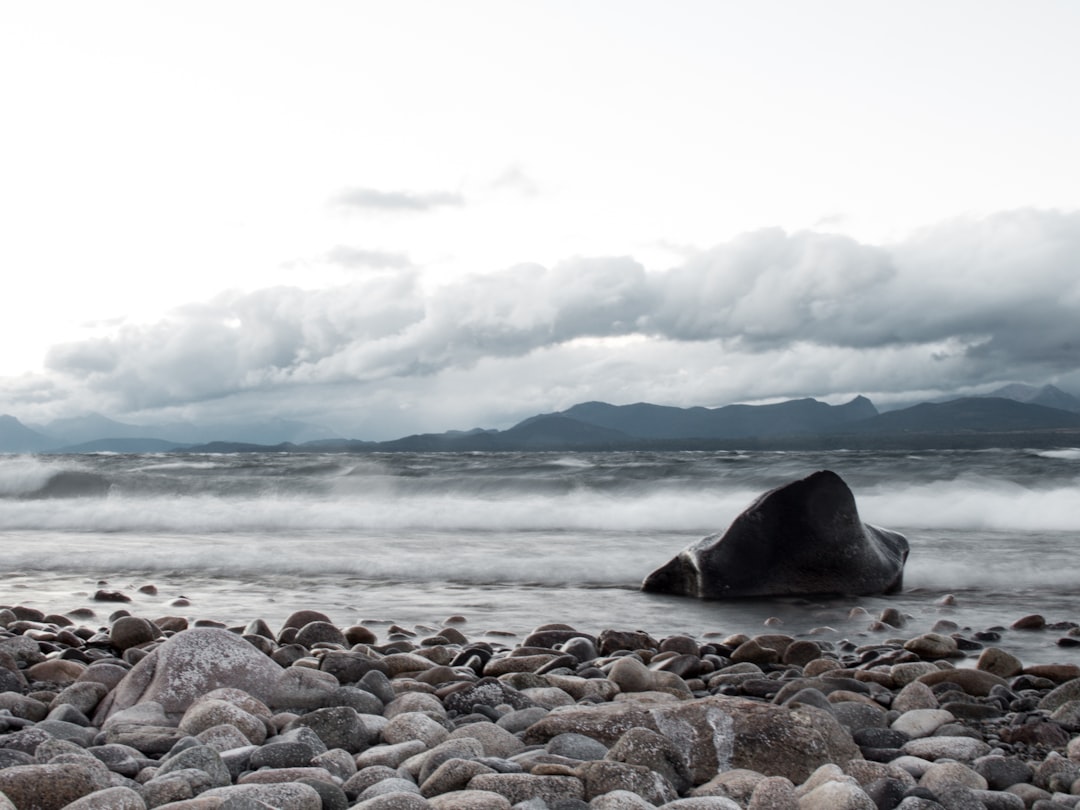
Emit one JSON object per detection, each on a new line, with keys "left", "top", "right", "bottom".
{"left": 326, "top": 245, "right": 414, "bottom": 270}
{"left": 19, "top": 208, "right": 1080, "bottom": 436}
{"left": 332, "top": 186, "right": 464, "bottom": 212}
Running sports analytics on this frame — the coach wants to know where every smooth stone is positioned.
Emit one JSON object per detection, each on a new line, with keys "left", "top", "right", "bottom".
{"left": 0, "top": 762, "right": 111, "bottom": 810}
{"left": 1039, "top": 678, "right": 1080, "bottom": 712}
{"left": 747, "top": 776, "right": 798, "bottom": 809}
{"left": 466, "top": 773, "right": 586, "bottom": 804}
{"left": 797, "top": 780, "right": 876, "bottom": 810}
{"left": 195, "top": 724, "right": 254, "bottom": 753}
{"left": 902, "top": 736, "right": 992, "bottom": 762}
{"left": 574, "top": 760, "right": 677, "bottom": 804}
{"left": 597, "top": 629, "right": 659, "bottom": 655}
{"left": 294, "top": 621, "right": 347, "bottom": 648}
{"left": 57, "top": 785, "right": 147, "bottom": 810}
{"left": 238, "top": 767, "right": 339, "bottom": 785}
{"left": 156, "top": 744, "right": 232, "bottom": 788}
{"left": 356, "top": 741, "right": 430, "bottom": 770}
{"left": 202, "top": 782, "right": 323, "bottom": 808}
{"left": 180, "top": 699, "right": 268, "bottom": 745}
{"left": 249, "top": 741, "right": 318, "bottom": 770}
{"left": 889, "top": 663, "right": 940, "bottom": 686}
{"left": 427, "top": 790, "right": 512, "bottom": 809}
{"left": 918, "top": 760, "right": 989, "bottom": 792}
{"left": 690, "top": 767, "right": 765, "bottom": 802}
{"left": 607, "top": 657, "right": 655, "bottom": 693}
{"left": 578, "top": 789, "right": 653, "bottom": 809}
{"left": 110, "top": 617, "right": 160, "bottom": 651}
{"left": 356, "top": 777, "right": 423, "bottom": 801}
{"left": 977, "top": 647, "right": 1024, "bottom": 678}
{"left": 903, "top": 633, "right": 959, "bottom": 660}
{"left": 1011, "top": 614, "right": 1046, "bottom": 630}
{"left": 383, "top": 711, "right": 450, "bottom": 748}
{"left": 285, "top": 706, "right": 383, "bottom": 754}
{"left": 892, "top": 682, "right": 939, "bottom": 713}
{"left": 421, "top": 758, "right": 498, "bottom": 797}
{"left": 891, "top": 709, "right": 955, "bottom": 738}
{"left": 974, "top": 755, "right": 1035, "bottom": 791}
{"left": 448, "top": 722, "right": 526, "bottom": 759}
{"left": 917, "top": 668, "right": 1009, "bottom": 697}
{"left": 50, "top": 681, "right": 110, "bottom": 717}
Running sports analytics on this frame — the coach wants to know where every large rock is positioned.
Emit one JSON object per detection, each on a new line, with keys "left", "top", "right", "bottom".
{"left": 94, "top": 628, "right": 283, "bottom": 722}
{"left": 522, "top": 693, "right": 860, "bottom": 785}
{"left": 642, "top": 470, "right": 908, "bottom": 598}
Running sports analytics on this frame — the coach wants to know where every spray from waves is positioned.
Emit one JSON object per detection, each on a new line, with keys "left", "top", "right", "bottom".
{"left": 0, "top": 528, "right": 669, "bottom": 587}
{"left": 0, "top": 486, "right": 761, "bottom": 534}
{"left": 903, "top": 535, "right": 1080, "bottom": 593}
{"left": 2, "top": 471, "right": 1079, "bottom": 535}
{"left": 859, "top": 476, "right": 1080, "bottom": 533}
{"left": 0, "top": 457, "right": 110, "bottom": 499}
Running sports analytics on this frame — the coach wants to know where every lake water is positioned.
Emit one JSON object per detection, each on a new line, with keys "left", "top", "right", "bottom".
{"left": 1, "top": 448, "right": 1078, "bottom": 664}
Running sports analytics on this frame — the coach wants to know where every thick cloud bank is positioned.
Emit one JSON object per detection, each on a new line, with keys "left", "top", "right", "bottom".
{"left": 7, "top": 209, "right": 1080, "bottom": 437}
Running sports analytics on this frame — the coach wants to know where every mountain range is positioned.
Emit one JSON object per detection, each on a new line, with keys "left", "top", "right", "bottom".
{"left": 2, "top": 383, "right": 1079, "bottom": 454}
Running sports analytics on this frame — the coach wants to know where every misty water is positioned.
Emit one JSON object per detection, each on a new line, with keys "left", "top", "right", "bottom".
{"left": 1, "top": 448, "right": 1079, "bottom": 665}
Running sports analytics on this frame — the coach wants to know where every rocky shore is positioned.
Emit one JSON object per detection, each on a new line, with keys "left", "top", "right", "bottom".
{"left": 2, "top": 596, "right": 1080, "bottom": 810}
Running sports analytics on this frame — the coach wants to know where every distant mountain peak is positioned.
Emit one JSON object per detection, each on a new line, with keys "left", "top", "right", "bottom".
{"left": 984, "top": 383, "right": 1080, "bottom": 413}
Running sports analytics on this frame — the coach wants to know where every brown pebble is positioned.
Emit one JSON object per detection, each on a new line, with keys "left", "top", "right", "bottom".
{"left": 1023, "top": 663, "right": 1080, "bottom": 683}
{"left": 1011, "top": 614, "right": 1046, "bottom": 630}
{"left": 343, "top": 625, "right": 378, "bottom": 645}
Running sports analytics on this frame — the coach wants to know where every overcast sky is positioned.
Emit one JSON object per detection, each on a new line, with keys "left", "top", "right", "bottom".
{"left": 2, "top": 2, "right": 1079, "bottom": 439}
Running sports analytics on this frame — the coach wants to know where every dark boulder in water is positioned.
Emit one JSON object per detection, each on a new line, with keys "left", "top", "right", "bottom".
{"left": 642, "top": 470, "right": 908, "bottom": 598}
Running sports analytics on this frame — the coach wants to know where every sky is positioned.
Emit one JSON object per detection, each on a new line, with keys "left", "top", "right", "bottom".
{"left": 2, "top": 1, "right": 1079, "bottom": 440}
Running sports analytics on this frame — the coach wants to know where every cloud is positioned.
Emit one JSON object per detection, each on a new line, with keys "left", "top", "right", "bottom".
{"left": 15, "top": 208, "right": 1080, "bottom": 436}
{"left": 326, "top": 245, "right": 414, "bottom": 270}
{"left": 488, "top": 164, "right": 539, "bottom": 197}
{"left": 332, "top": 186, "right": 464, "bottom": 212}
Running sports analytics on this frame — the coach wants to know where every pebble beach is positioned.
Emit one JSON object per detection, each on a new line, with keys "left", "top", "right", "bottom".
{"left": 3, "top": 589, "right": 1080, "bottom": 810}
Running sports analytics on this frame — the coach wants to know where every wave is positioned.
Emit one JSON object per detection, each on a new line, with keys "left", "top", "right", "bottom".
{"left": 1, "top": 476, "right": 1079, "bottom": 534}
{"left": 1035, "top": 448, "right": 1080, "bottom": 461}
{"left": 0, "top": 458, "right": 111, "bottom": 499}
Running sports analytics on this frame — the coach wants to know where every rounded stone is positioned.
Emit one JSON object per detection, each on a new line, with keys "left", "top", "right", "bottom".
{"left": 110, "top": 617, "right": 159, "bottom": 651}
{"left": 0, "top": 762, "right": 111, "bottom": 809}
{"left": 976, "top": 647, "right": 1023, "bottom": 678}
{"left": 294, "top": 621, "right": 348, "bottom": 649}
{"left": 607, "top": 657, "right": 654, "bottom": 693}
{"left": 1010, "top": 614, "right": 1045, "bottom": 630}
{"left": 892, "top": 681, "right": 939, "bottom": 713}
{"left": 903, "top": 633, "right": 958, "bottom": 659}
{"left": 902, "top": 736, "right": 991, "bottom": 762}
{"left": 917, "top": 761, "right": 988, "bottom": 792}
{"left": 96, "top": 628, "right": 284, "bottom": 721}
{"left": 383, "top": 711, "right": 450, "bottom": 748}
{"left": 179, "top": 698, "right": 268, "bottom": 745}
{"left": 891, "top": 709, "right": 955, "bottom": 738}
{"left": 797, "top": 780, "right": 876, "bottom": 810}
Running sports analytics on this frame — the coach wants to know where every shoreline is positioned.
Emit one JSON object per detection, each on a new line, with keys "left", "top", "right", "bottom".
{"left": 3, "top": 599, "right": 1080, "bottom": 808}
